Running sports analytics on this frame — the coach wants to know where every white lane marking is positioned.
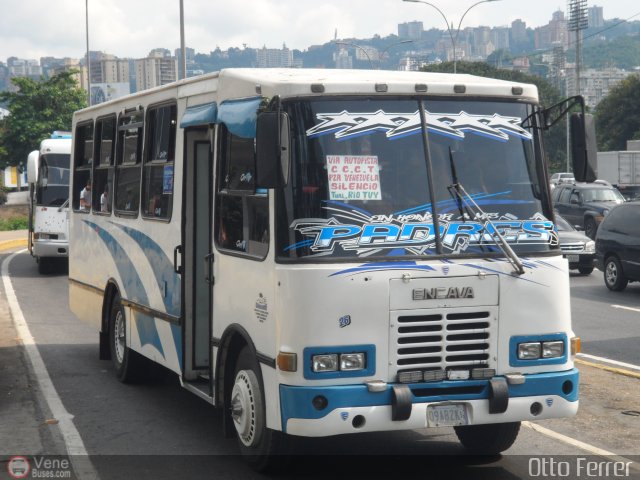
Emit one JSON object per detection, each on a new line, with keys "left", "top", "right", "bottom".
{"left": 523, "top": 422, "right": 637, "bottom": 470}
{"left": 611, "top": 304, "right": 640, "bottom": 313}
{"left": 2, "top": 251, "right": 99, "bottom": 480}
{"left": 523, "top": 421, "right": 616, "bottom": 456}
{"left": 577, "top": 353, "right": 640, "bottom": 372}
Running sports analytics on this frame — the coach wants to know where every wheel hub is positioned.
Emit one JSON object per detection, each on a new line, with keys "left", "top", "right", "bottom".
{"left": 114, "top": 310, "right": 125, "bottom": 364}
{"left": 231, "top": 370, "right": 258, "bottom": 447}
{"left": 606, "top": 262, "right": 617, "bottom": 285}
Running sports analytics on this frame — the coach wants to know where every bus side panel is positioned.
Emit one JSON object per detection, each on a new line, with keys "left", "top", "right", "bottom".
{"left": 212, "top": 252, "right": 278, "bottom": 429}
{"left": 69, "top": 282, "right": 102, "bottom": 331}
{"left": 70, "top": 216, "right": 183, "bottom": 376}
{"left": 128, "top": 309, "right": 183, "bottom": 375}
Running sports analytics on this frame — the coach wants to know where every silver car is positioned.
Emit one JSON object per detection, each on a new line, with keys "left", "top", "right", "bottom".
{"left": 556, "top": 213, "right": 595, "bottom": 275}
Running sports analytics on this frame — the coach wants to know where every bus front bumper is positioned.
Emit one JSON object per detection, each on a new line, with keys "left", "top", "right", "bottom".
{"left": 280, "top": 369, "right": 579, "bottom": 436}
{"left": 33, "top": 239, "right": 69, "bottom": 258}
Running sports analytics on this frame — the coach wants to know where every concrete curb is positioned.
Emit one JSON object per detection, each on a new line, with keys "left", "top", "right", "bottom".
{"left": 0, "top": 238, "right": 28, "bottom": 252}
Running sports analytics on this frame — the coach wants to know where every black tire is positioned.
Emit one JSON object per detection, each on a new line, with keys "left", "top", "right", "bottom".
{"left": 230, "top": 347, "right": 290, "bottom": 472}
{"left": 578, "top": 266, "right": 594, "bottom": 275}
{"left": 108, "top": 293, "right": 146, "bottom": 383}
{"left": 37, "top": 257, "right": 50, "bottom": 275}
{"left": 454, "top": 422, "right": 521, "bottom": 454}
{"left": 584, "top": 217, "right": 597, "bottom": 240}
{"left": 604, "top": 256, "right": 628, "bottom": 291}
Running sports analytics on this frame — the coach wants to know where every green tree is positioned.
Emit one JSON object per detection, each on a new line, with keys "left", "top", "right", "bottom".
{"left": 595, "top": 74, "right": 640, "bottom": 151}
{"left": 0, "top": 71, "right": 86, "bottom": 168}
{"left": 420, "top": 61, "right": 567, "bottom": 172}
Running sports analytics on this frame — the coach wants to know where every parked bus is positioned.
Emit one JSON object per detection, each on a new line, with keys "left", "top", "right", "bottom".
{"left": 69, "top": 69, "right": 596, "bottom": 469}
{"left": 27, "top": 132, "right": 72, "bottom": 274}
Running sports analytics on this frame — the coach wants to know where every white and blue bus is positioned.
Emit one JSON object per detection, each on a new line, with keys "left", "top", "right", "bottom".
{"left": 27, "top": 131, "right": 72, "bottom": 274}
{"left": 69, "top": 69, "right": 596, "bottom": 469}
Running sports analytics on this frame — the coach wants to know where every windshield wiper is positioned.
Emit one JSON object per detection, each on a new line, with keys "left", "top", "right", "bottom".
{"left": 449, "top": 181, "right": 525, "bottom": 276}
{"left": 447, "top": 146, "right": 473, "bottom": 222}
{"left": 58, "top": 199, "right": 69, "bottom": 212}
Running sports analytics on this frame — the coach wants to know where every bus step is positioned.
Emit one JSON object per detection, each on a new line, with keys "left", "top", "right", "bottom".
{"left": 180, "top": 377, "right": 214, "bottom": 405}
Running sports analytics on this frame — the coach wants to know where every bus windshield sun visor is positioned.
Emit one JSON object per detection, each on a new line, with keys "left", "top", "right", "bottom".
{"left": 217, "top": 96, "right": 262, "bottom": 139}
{"left": 180, "top": 102, "right": 218, "bottom": 128}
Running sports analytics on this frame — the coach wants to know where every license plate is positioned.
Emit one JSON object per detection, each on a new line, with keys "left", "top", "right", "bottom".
{"left": 566, "top": 255, "right": 579, "bottom": 262}
{"left": 427, "top": 404, "right": 469, "bottom": 427}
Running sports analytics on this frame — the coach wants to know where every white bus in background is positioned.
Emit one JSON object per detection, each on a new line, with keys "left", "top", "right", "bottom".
{"left": 68, "top": 69, "right": 597, "bottom": 470}
{"left": 27, "top": 131, "right": 72, "bottom": 274}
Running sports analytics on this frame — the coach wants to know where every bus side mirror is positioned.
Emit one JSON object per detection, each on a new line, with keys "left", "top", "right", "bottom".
{"left": 256, "top": 112, "right": 290, "bottom": 189}
{"left": 27, "top": 150, "right": 39, "bottom": 184}
{"left": 570, "top": 113, "right": 597, "bottom": 183}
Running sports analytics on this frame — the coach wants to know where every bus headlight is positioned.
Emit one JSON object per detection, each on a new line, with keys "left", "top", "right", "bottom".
{"left": 305, "top": 345, "right": 374, "bottom": 378}
{"left": 312, "top": 354, "right": 338, "bottom": 372}
{"left": 339, "top": 353, "right": 366, "bottom": 371}
{"left": 517, "top": 342, "right": 542, "bottom": 360}
{"left": 517, "top": 341, "right": 565, "bottom": 360}
{"left": 542, "top": 341, "right": 565, "bottom": 358}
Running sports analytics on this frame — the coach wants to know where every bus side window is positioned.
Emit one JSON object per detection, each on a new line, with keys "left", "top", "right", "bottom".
{"left": 93, "top": 115, "right": 116, "bottom": 214}
{"left": 114, "top": 110, "right": 143, "bottom": 216}
{"left": 215, "top": 125, "right": 269, "bottom": 258}
{"left": 142, "top": 103, "right": 176, "bottom": 220}
{"left": 72, "top": 121, "right": 94, "bottom": 212}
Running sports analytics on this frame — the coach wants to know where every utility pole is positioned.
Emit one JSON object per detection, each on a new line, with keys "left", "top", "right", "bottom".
{"left": 179, "top": 0, "right": 187, "bottom": 80}
{"left": 567, "top": 0, "right": 588, "bottom": 172}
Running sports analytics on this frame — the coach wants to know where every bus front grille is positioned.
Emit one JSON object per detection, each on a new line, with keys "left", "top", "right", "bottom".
{"left": 390, "top": 307, "right": 497, "bottom": 381}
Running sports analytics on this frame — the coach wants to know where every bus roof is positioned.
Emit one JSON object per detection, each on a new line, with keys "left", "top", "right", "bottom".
{"left": 51, "top": 131, "right": 72, "bottom": 139}
{"left": 74, "top": 68, "right": 539, "bottom": 118}
{"left": 40, "top": 137, "right": 72, "bottom": 156}
{"left": 218, "top": 68, "right": 539, "bottom": 102}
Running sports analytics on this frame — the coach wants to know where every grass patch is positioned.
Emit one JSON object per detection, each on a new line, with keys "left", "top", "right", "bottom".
{"left": 0, "top": 217, "right": 28, "bottom": 231}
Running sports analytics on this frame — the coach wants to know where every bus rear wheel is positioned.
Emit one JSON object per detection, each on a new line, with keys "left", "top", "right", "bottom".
{"left": 230, "top": 347, "right": 290, "bottom": 472}
{"left": 37, "top": 257, "right": 52, "bottom": 274}
{"left": 454, "top": 421, "right": 521, "bottom": 454}
{"left": 108, "top": 293, "right": 145, "bottom": 383}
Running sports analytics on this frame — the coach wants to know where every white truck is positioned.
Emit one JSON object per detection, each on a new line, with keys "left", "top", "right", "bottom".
{"left": 26, "top": 132, "right": 72, "bottom": 274}
{"left": 596, "top": 142, "right": 640, "bottom": 200}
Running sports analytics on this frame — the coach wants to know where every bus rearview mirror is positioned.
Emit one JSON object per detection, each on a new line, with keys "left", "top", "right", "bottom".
{"left": 256, "top": 112, "right": 290, "bottom": 189}
{"left": 570, "top": 113, "right": 597, "bottom": 183}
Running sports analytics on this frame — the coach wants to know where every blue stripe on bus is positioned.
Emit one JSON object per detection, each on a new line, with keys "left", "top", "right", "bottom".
{"left": 279, "top": 369, "right": 579, "bottom": 431}
{"left": 83, "top": 220, "right": 165, "bottom": 358}
{"left": 110, "top": 222, "right": 181, "bottom": 317}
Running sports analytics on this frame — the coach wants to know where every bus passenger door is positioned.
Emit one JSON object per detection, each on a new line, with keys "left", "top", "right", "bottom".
{"left": 182, "top": 128, "right": 214, "bottom": 391}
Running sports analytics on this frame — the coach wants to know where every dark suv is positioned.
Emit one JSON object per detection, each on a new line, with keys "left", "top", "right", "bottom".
{"left": 595, "top": 202, "right": 640, "bottom": 291}
{"left": 552, "top": 183, "right": 625, "bottom": 239}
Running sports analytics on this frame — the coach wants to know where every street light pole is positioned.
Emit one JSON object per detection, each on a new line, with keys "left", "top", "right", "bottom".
{"left": 334, "top": 42, "right": 374, "bottom": 69}
{"left": 402, "top": 0, "right": 501, "bottom": 74}
{"left": 85, "top": 0, "right": 91, "bottom": 105}
{"left": 379, "top": 40, "right": 414, "bottom": 69}
{"left": 335, "top": 40, "right": 414, "bottom": 70}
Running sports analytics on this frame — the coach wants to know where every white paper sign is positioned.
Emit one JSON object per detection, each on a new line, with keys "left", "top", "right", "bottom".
{"left": 326, "top": 155, "right": 382, "bottom": 201}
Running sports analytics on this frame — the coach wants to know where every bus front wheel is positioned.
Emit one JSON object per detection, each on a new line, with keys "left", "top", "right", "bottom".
{"left": 454, "top": 421, "right": 521, "bottom": 454}
{"left": 109, "top": 294, "right": 145, "bottom": 383}
{"left": 231, "top": 346, "right": 290, "bottom": 472}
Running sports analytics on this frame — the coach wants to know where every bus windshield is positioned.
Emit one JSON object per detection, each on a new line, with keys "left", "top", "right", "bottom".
{"left": 37, "top": 153, "right": 70, "bottom": 207}
{"left": 277, "top": 97, "right": 555, "bottom": 261}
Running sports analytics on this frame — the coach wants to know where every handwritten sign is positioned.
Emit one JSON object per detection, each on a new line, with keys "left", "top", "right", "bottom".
{"left": 326, "top": 155, "right": 382, "bottom": 201}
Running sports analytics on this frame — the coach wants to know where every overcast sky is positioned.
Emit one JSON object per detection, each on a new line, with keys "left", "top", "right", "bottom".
{"left": 1, "top": 0, "right": 639, "bottom": 62}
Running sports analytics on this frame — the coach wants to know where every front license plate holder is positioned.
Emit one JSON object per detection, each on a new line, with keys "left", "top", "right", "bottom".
{"left": 566, "top": 255, "right": 579, "bottom": 262}
{"left": 427, "top": 404, "right": 469, "bottom": 427}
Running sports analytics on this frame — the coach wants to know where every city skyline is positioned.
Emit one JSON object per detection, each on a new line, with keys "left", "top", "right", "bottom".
{"left": 1, "top": 0, "right": 639, "bottom": 63}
